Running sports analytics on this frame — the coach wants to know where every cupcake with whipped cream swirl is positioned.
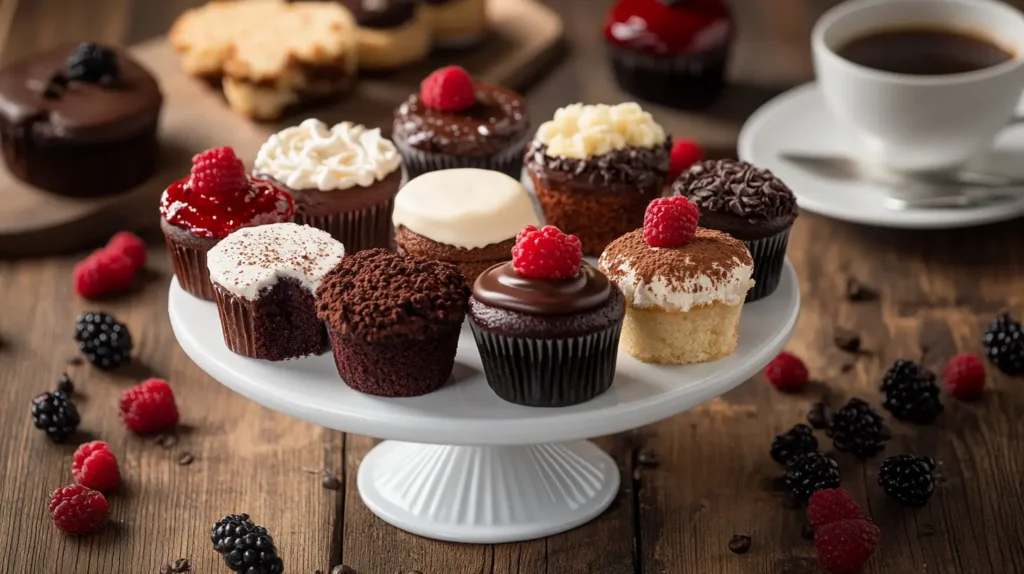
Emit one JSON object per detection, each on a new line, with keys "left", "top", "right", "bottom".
{"left": 254, "top": 118, "right": 403, "bottom": 253}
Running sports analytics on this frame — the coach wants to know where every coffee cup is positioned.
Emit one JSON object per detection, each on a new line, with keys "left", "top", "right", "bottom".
{"left": 812, "top": 0, "right": 1024, "bottom": 173}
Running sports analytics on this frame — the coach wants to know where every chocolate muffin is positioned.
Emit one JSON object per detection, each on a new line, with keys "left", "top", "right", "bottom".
{"left": 392, "top": 168, "right": 540, "bottom": 286}
{"left": 254, "top": 119, "right": 402, "bottom": 253}
{"left": 673, "top": 159, "right": 797, "bottom": 302}
{"left": 340, "top": 0, "right": 432, "bottom": 70}
{"left": 0, "top": 42, "right": 162, "bottom": 197}
{"left": 469, "top": 225, "right": 625, "bottom": 407}
{"left": 207, "top": 223, "right": 345, "bottom": 361}
{"left": 315, "top": 248, "right": 470, "bottom": 397}
{"left": 526, "top": 102, "right": 670, "bottom": 256}
{"left": 392, "top": 66, "right": 529, "bottom": 179}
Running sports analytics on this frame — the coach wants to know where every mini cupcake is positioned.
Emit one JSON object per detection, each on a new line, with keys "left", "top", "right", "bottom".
{"left": 526, "top": 102, "right": 670, "bottom": 256}
{"left": 423, "top": 0, "right": 488, "bottom": 48}
{"left": 392, "top": 168, "right": 540, "bottom": 286}
{"left": 161, "top": 146, "right": 295, "bottom": 301}
{"left": 673, "top": 159, "right": 797, "bottom": 302}
{"left": 603, "top": 0, "right": 733, "bottom": 109}
{"left": 392, "top": 66, "right": 529, "bottom": 179}
{"left": 253, "top": 119, "right": 402, "bottom": 253}
{"left": 315, "top": 248, "right": 470, "bottom": 397}
{"left": 207, "top": 223, "right": 345, "bottom": 361}
{"left": 470, "top": 225, "right": 625, "bottom": 407}
{"left": 341, "top": 0, "right": 432, "bottom": 70}
{"left": 598, "top": 197, "right": 754, "bottom": 364}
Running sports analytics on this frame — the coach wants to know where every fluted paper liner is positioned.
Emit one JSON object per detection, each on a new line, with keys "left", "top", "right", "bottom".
{"left": 165, "top": 239, "right": 216, "bottom": 301}
{"left": 395, "top": 134, "right": 529, "bottom": 180}
{"left": 745, "top": 228, "right": 790, "bottom": 303}
{"left": 213, "top": 288, "right": 258, "bottom": 358}
{"left": 469, "top": 322, "right": 622, "bottom": 407}
{"left": 296, "top": 197, "right": 395, "bottom": 254}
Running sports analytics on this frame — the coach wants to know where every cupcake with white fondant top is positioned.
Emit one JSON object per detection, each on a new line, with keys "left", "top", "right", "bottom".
{"left": 392, "top": 168, "right": 540, "bottom": 286}
{"left": 254, "top": 118, "right": 402, "bottom": 253}
{"left": 207, "top": 222, "right": 346, "bottom": 361}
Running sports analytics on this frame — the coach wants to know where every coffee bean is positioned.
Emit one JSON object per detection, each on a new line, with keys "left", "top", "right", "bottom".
{"left": 177, "top": 452, "right": 194, "bottom": 466}
{"left": 807, "top": 402, "right": 830, "bottom": 430}
{"left": 728, "top": 534, "right": 752, "bottom": 554}
{"left": 154, "top": 433, "right": 178, "bottom": 448}
{"left": 322, "top": 475, "right": 341, "bottom": 490}
{"left": 834, "top": 330, "right": 862, "bottom": 353}
{"left": 846, "top": 278, "right": 879, "bottom": 302}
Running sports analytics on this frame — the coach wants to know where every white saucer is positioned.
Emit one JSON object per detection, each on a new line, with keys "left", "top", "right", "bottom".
{"left": 738, "top": 82, "right": 1024, "bottom": 229}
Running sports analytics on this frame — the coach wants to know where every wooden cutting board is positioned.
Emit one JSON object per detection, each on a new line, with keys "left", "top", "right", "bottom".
{"left": 0, "top": 0, "right": 564, "bottom": 258}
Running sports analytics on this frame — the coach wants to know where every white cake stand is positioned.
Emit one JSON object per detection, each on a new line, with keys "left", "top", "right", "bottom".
{"left": 168, "top": 261, "right": 800, "bottom": 544}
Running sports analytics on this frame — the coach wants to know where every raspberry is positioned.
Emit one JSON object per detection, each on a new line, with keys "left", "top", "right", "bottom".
{"left": 668, "top": 139, "right": 704, "bottom": 181}
{"left": 188, "top": 146, "right": 248, "bottom": 197}
{"left": 814, "top": 519, "right": 881, "bottom": 574}
{"left": 72, "top": 441, "right": 121, "bottom": 492}
{"left": 643, "top": 196, "right": 699, "bottom": 248}
{"left": 764, "top": 352, "right": 809, "bottom": 390}
{"left": 808, "top": 488, "right": 865, "bottom": 527}
{"left": 49, "top": 484, "right": 109, "bottom": 535}
{"left": 106, "top": 231, "right": 147, "bottom": 271}
{"left": 120, "top": 378, "right": 179, "bottom": 433}
{"left": 73, "top": 248, "right": 135, "bottom": 299}
{"left": 512, "top": 225, "right": 583, "bottom": 280}
{"left": 943, "top": 353, "right": 986, "bottom": 399}
{"left": 420, "top": 66, "right": 476, "bottom": 112}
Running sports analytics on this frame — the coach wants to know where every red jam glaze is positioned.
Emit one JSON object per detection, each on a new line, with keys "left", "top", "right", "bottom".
{"left": 603, "top": 0, "right": 732, "bottom": 56}
{"left": 160, "top": 177, "right": 295, "bottom": 239}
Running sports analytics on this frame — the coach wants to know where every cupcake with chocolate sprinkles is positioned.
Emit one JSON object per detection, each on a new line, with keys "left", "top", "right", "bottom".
{"left": 673, "top": 159, "right": 797, "bottom": 302}
{"left": 469, "top": 225, "right": 625, "bottom": 407}
{"left": 315, "top": 248, "right": 470, "bottom": 397}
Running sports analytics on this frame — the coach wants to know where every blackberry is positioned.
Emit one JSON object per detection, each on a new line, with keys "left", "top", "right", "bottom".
{"left": 770, "top": 424, "right": 819, "bottom": 465}
{"left": 826, "top": 398, "right": 891, "bottom": 458}
{"left": 784, "top": 451, "right": 840, "bottom": 505}
{"left": 983, "top": 314, "right": 1024, "bottom": 375}
{"left": 57, "top": 373, "right": 74, "bottom": 395}
{"left": 878, "top": 454, "right": 936, "bottom": 507}
{"left": 31, "top": 391, "right": 80, "bottom": 443}
{"left": 74, "top": 312, "right": 132, "bottom": 370}
{"left": 880, "top": 360, "right": 944, "bottom": 424}
{"left": 66, "top": 42, "right": 119, "bottom": 83}
{"left": 211, "top": 514, "right": 283, "bottom": 574}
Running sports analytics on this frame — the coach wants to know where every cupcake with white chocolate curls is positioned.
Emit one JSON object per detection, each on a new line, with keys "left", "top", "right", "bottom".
{"left": 525, "top": 102, "right": 671, "bottom": 256}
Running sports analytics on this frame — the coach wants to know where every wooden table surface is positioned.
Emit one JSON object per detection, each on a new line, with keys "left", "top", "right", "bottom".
{"left": 2, "top": 1, "right": 1023, "bottom": 572}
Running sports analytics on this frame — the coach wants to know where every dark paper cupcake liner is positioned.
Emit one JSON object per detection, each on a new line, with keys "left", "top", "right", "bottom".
{"left": 469, "top": 321, "right": 622, "bottom": 407}
{"left": 295, "top": 197, "right": 395, "bottom": 254}
{"left": 213, "top": 287, "right": 258, "bottom": 358}
{"left": 607, "top": 44, "right": 729, "bottom": 110}
{"left": 327, "top": 325, "right": 461, "bottom": 397}
{"left": 165, "top": 238, "right": 217, "bottom": 302}
{"left": 745, "top": 227, "right": 790, "bottom": 303}
{"left": 395, "top": 134, "right": 528, "bottom": 181}
{"left": 213, "top": 282, "right": 329, "bottom": 361}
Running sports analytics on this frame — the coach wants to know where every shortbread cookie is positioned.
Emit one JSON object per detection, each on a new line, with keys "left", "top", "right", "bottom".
{"left": 423, "top": 0, "right": 488, "bottom": 48}
{"left": 169, "top": 2, "right": 358, "bottom": 120}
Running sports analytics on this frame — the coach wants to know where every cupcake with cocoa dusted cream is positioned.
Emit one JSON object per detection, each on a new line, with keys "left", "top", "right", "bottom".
{"left": 392, "top": 66, "right": 529, "bottom": 179}
{"left": 392, "top": 168, "right": 540, "bottom": 286}
{"left": 161, "top": 146, "right": 295, "bottom": 301}
{"left": 254, "top": 118, "right": 402, "bottom": 253}
{"left": 526, "top": 102, "right": 671, "bottom": 256}
{"left": 470, "top": 225, "right": 625, "bottom": 407}
{"left": 673, "top": 159, "right": 797, "bottom": 302}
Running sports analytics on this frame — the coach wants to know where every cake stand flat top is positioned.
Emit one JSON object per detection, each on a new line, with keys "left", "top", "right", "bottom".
{"left": 169, "top": 261, "right": 800, "bottom": 446}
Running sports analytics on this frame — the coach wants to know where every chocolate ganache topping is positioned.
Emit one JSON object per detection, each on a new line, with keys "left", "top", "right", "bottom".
{"left": 673, "top": 159, "right": 798, "bottom": 223}
{"left": 525, "top": 139, "right": 671, "bottom": 190}
{"left": 473, "top": 261, "right": 611, "bottom": 315}
{"left": 338, "top": 0, "right": 416, "bottom": 28}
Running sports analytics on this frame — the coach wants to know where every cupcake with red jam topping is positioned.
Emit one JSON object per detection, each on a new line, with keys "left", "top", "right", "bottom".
{"left": 160, "top": 146, "right": 295, "bottom": 301}
{"left": 469, "top": 225, "right": 626, "bottom": 407}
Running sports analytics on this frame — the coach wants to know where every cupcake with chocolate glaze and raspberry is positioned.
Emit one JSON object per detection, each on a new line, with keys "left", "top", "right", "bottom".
{"left": 392, "top": 66, "right": 529, "bottom": 179}
{"left": 254, "top": 118, "right": 402, "bottom": 253}
{"left": 0, "top": 42, "right": 163, "bottom": 197}
{"left": 470, "top": 225, "right": 625, "bottom": 407}
{"left": 673, "top": 159, "right": 797, "bottom": 302}
{"left": 526, "top": 102, "right": 670, "bottom": 256}
{"left": 339, "top": 0, "right": 432, "bottom": 70}
{"left": 604, "top": 0, "right": 733, "bottom": 109}
{"left": 161, "top": 146, "right": 295, "bottom": 301}
{"left": 598, "top": 196, "right": 754, "bottom": 364}
{"left": 315, "top": 248, "right": 470, "bottom": 397}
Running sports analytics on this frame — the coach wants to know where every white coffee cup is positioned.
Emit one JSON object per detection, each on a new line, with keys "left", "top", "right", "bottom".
{"left": 812, "top": 0, "right": 1024, "bottom": 173}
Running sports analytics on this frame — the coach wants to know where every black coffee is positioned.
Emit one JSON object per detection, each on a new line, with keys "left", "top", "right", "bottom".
{"left": 837, "top": 27, "right": 1014, "bottom": 75}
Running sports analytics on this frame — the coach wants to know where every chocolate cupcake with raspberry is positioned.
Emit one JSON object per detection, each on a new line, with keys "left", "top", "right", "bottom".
{"left": 469, "top": 225, "right": 625, "bottom": 407}
{"left": 392, "top": 66, "right": 529, "bottom": 179}
{"left": 161, "top": 147, "right": 295, "bottom": 301}
{"left": 316, "top": 249, "right": 470, "bottom": 397}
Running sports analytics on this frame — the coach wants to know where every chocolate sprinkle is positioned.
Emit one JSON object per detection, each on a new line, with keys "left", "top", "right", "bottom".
{"left": 845, "top": 278, "right": 879, "bottom": 302}
{"left": 834, "top": 330, "right": 862, "bottom": 354}
{"left": 674, "top": 159, "right": 798, "bottom": 223}
{"left": 525, "top": 139, "right": 670, "bottom": 189}
{"left": 728, "top": 534, "right": 752, "bottom": 554}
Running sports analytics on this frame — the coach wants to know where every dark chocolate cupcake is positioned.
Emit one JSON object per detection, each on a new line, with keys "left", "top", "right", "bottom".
{"left": 527, "top": 102, "right": 670, "bottom": 256}
{"left": 254, "top": 119, "right": 402, "bottom": 253}
{"left": 392, "top": 66, "right": 529, "bottom": 180}
{"left": 315, "top": 248, "right": 470, "bottom": 397}
{"left": 0, "top": 42, "right": 162, "bottom": 197}
{"left": 673, "top": 159, "right": 798, "bottom": 302}
{"left": 469, "top": 225, "right": 625, "bottom": 407}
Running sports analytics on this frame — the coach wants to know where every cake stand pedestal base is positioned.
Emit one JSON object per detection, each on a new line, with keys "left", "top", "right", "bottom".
{"left": 357, "top": 440, "right": 620, "bottom": 544}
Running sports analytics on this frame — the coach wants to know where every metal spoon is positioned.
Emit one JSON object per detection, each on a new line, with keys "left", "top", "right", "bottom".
{"left": 779, "top": 152, "right": 1024, "bottom": 190}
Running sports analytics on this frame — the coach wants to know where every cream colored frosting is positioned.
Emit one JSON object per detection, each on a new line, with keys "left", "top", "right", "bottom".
{"left": 254, "top": 119, "right": 401, "bottom": 191}
{"left": 598, "top": 254, "right": 754, "bottom": 313}
{"left": 392, "top": 168, "right": 540, "bottom": 250}
{"left": 534, "top": 102, "right": 667, "bottom": 160}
